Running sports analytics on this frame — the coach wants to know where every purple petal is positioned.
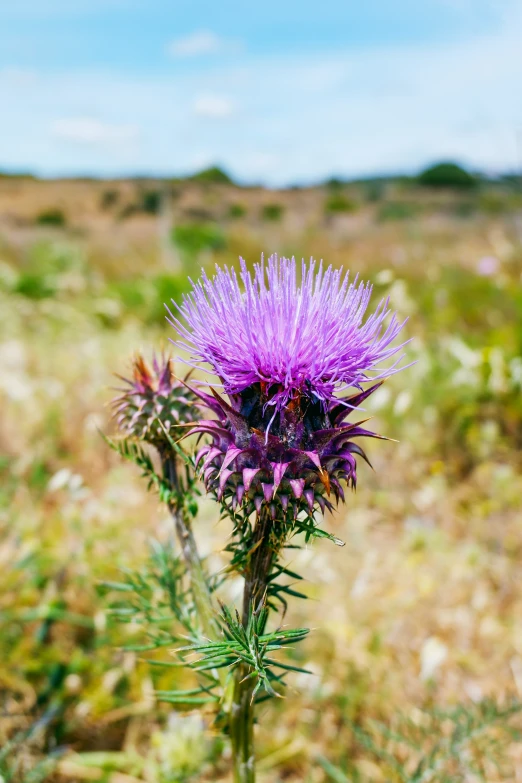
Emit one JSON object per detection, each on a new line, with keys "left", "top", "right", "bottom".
{"left": 243, "top": 468, "right": 260, "bottom": 492}
{"left": 289, "top": 478, "right": 305, "bottom": 499}
{"left": 195, "top": 445, "right": 210, "bottom": 467}
{"left": 329, "top": 381, "right": 384, "bottom": 425}
{"left": 304, "top": 488, "right": 315, "bottom": 511}
{"left": 305, "top": 451, "right": 321, "bottom": 469}
{"left": 202, "top": 446, "right": 222, "bottom": 472}
{"left": 331, "top": 478, "right": 345, "bottom": 502}
{"left": 204, "top": 465, "right": 217, "bottom": 484}
{"left": 270, "top": 461, "right": 290, "bottom": 491}
{"left": 262, "top": 483, "right": 274, "bottom": 502}
{"left": 220, "top": 446, "right": 244, "bottom": 473}
{"left": 169, "top": 256, "right": 408, "bottom": 411}
{"left": 219, "top": 469, "right": 234, "bottom": 492}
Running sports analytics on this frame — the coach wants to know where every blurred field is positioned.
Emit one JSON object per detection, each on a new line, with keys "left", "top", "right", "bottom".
{"left": 1, "top": 171, "right": 522, "bottom": 781}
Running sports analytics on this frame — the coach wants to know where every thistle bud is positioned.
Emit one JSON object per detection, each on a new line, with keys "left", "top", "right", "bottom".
{"left": 112, "top": 353, "right": 199, "bottom": 447}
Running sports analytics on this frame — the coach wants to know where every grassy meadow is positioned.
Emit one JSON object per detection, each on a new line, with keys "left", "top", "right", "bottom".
{"left": 1, "top": 170, "right": 522, "bottom": 781}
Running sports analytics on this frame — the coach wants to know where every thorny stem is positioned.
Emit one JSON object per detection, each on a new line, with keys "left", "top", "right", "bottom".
{"left": 241, "top": 511, "right": 277, "bottom": 627}
{"left": 231, "top": 507, "right": 280, "bottom": 783}
{"left": 162, "top": 455, "right": 217, "bottom": 642}
{"left": 230, "top": 671, "right": 256, "bottom": 783}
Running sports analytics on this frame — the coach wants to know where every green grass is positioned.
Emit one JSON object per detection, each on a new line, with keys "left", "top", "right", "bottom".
{"left": 324, "top": 193, "right": 358, "bottom": 214}
{"left": 172, "top": 222, "right": 227, "bottom": 257}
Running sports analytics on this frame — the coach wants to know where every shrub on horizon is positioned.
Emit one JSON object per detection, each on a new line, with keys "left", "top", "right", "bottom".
{"left": 228, "top": 202, "right": 247, "bottom": 219}
{"left": 190, "top": 165, "right": 233, "bottom": 185}
{"left": 99, "top": 189, "right": 120, "bottom": 210}
{"left": 418, "top": 162, "right": 477, "bottom": 189}
{"left": 324, "top": 192, "right": 358, "bottom": 214}
{"left": 261, "top": 203, "right": 284, "bottom": 221}
{"left": 35, "top": 208, "right": 66, "bottom": 227}
{"left": 140, "top": 189, "right": 162, "bottom": 214}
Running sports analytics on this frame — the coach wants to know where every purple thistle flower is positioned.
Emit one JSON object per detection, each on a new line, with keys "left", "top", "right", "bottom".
{"left": 168, "top": 255, "right": 407, "bottom": 412}
{"left": 167, "top": 255, "right": 408, "bottom": 518}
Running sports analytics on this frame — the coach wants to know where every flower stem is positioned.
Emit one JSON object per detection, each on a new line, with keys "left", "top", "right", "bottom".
{"left": 231, "top": 672, "right": 256, "bottom": 783}
{"left": 231, "top": 508, "right": 277, "bottom": 783}
{"left": 162, "top": 455, "right": 217, "bottom": 641}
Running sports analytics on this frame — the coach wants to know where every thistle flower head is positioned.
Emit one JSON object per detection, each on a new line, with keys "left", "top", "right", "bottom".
{"left": 168, "top": 255, "right": 408, "bottom": 518}
{"left": 112, "top": 353, "right": 199, "bottom": 447}
{"left": 169, "top": 255, "right": 406, "bottom": 412}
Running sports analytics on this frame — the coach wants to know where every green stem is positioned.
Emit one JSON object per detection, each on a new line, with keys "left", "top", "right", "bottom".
{"left": 162, "top": 455, "right": 217, "bottom": 641}
{"left": 231, "top": 672, "right": 256, "bottom": 783}
{"left": 231, "top": 508, "right": 277, "bottom": 783}
{"left": 172, "top": 503, "right": 218, "bottom": 640}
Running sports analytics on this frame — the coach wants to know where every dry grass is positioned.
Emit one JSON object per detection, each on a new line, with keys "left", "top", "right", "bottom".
{"left": 1, "top": 175, "right": 522, "bottom": 781}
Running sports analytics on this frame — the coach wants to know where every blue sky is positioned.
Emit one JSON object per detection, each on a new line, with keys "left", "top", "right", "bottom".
{"left": 1, "top": 0, "right": 521, "bottom": 184}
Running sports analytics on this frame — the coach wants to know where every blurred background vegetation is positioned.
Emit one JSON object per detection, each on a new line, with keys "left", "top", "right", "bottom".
{"left": 1, "top": 161, "right": 522, "bottom": 781}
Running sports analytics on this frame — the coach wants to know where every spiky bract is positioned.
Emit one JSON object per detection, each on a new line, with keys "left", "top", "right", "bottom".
{"left": 189, "top": 380, "right": 387, "bottom": 519}
{"left": 112, "top": 353, "right": 198, "bottom": 447}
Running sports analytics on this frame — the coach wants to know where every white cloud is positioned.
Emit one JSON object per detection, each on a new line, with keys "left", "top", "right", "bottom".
{"left": 2, "top": 2, "right": 522, "bottom": 183}
{"left": 193, "top": 95, "right": 235, "bottom": 118}
{"left": 167, "top": 30, "right": 224, "bottom": 58}
{"left": 50, "top": 117, "right": 140, "bottom": 146}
